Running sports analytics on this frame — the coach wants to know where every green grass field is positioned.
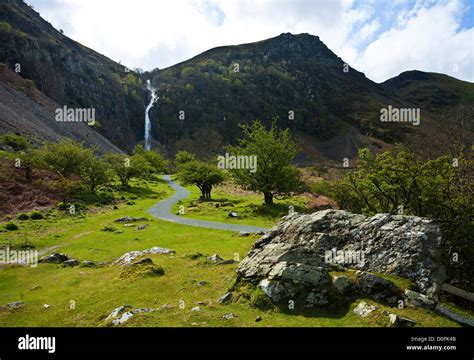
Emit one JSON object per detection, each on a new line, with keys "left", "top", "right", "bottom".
{"left": 0, "top": 178, "right": 462, "bottom": 327}
{"left": 171, "top": 180, "right": 310, "bottom": 228}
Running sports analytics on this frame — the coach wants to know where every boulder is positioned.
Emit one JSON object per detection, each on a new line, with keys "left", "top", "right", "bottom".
{"left": 114, "top": 247, "right": 175, "bottom": 267}
{"left": 237, "top": 210, "right": 445, "bottom": 301}
{"left": 62, "top": 259, "right": 80, "bottom": 267}
{"left": 218, "top": 292, "right": 232, "bottom": 304}
{"left": 332, "top": 275, "right": 353, "bottom": 294}
{"left": 40, "top": 252, "right": 71, "bottom": 264}
{"left": 404, "top": 289, "right": 436, "bottom": 309}
{"left": 106, "top": 305, "right": 154, "bottom": 326}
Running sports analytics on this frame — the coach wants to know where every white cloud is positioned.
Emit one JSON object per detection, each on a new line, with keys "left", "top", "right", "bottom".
{"left": 26, "top": 0, "right": 473, "bottom": 82}
{"left": 353, "top": 0, "right": 473, "bottom": 82}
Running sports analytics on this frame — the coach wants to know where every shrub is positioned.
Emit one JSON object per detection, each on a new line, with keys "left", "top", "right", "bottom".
{"left": 5, "top": 222, "right": 18, "bottom": 231}
{"left": 30, "top": 211, "right": 44, "bottom": 220}
{"left": 57, "top": 201, "right": 68, "bottom": 210}
{"left": 23, "top": 79, "right": 34, "bottom": 89}
{"left": 0, "top": 21, "right": 12, "bottom": 33}
{"left": 17, "top": 213, "right": 29, "bottom": 220}
{"left": 331, "top": 145, "right": 474, "bottom": 290}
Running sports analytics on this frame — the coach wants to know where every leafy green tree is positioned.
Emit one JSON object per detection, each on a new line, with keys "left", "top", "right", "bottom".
{"left": 133, "top": 145, "right": 168, "bottom": 178}
{"left": 174, "top": 150, "right": 196, "bottom": 166}
{"left": 80, "top": 154, "right": 112, "bottom": 193}
{"left": 227, "top": 120, "right": 302, "bottom": 205}
{"left": 105, "top": 153, "right": 150, "bottom": 188}
{"left": 332, "top": 145, "right": 473, "bottom": 290}
{"left": 35, "top": 139, "right": 90, "bottom": 178}
{"left": 177, "top": 160, "right": 225, "bottom": 200}
{"left": 0, "top": 133, "right": 30, "bottom": 151}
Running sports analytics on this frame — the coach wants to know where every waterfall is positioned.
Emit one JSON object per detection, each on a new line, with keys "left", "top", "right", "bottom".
{"left": 144, "top": 79, "right": 157, "bottom": 151}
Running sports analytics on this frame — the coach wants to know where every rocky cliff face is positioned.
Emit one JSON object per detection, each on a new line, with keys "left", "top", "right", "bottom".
{"left": 0, "top": 0, "right": 147, "bottom": 151}
{"left": 237, "top": 210, "right": 446, "bottom": 308}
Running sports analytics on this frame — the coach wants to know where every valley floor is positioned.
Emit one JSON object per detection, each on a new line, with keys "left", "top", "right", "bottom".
{"left": 0, "top": 178, "right": 463, "bottom": 327}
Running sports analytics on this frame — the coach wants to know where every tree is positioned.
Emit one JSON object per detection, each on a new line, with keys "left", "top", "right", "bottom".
{"left": 35, "top": 139, "right": 90, "bottom": 178}
{"left": 132, "top": 145, "right": 168, "bottom": 178}
{"left": 227, "top": 120, "right": 302, "bottom": 205}
{"left": 177, "top": 160, "right": 225, "bottom": 200}
{"left": 80, "top": 154, "right": 112, "bottom": 193}
{"left": 174, "top": 150, "right": 196, "bottom": 166}
{"left": 331, "top": 145, "right": 473, "bottom": 291}
{"left": 105, "top": 153, "right": 150, "bottom": 188}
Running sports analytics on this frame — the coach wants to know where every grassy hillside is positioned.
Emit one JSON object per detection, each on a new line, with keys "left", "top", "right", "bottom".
{"left": 0, "top": 178, "right": 465, "bottom": 327}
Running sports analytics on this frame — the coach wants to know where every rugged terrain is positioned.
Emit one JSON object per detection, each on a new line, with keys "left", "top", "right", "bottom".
{"left": 1, "top": 0, "right": 472, "bottom": 161}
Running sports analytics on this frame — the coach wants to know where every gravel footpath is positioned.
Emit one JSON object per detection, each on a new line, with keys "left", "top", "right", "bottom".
{"left": 148, "top": 175, "right": 268, "bottom": 233}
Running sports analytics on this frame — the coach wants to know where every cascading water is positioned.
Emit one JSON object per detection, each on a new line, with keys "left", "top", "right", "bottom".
{"left": 144, "top": 79, "right": 157, "bottom": 151}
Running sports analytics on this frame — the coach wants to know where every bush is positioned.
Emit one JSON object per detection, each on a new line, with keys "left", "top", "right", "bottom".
{"left": 30, "top": 211, "right": 44, "bottom": 220}
{"left": 57, "top": 201, "right": 68, "bottom": 210}
{"left": 331, "top": 145, "right": 474, "bottom": 290}
{"left": 5, "top": 222, "right": 18, "bottom": 231}
{"left": 23, "top": 79, "right": 34, "bottom": 89}
{"left": 17, "top": 213, "right": 29, "bottom": 220}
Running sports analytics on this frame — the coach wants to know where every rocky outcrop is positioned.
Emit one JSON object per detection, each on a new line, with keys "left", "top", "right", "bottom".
{"left": 114, "top": 247, "right": 175, "bottom": 267}
{"left": 236, "top": 210, "right": 446, "bottom": 307}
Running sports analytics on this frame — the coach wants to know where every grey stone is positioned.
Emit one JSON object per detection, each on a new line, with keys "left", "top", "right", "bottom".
{"left": 228, "top": 212, "right": 238, "bottom": 218}
{"left": 114, "top": 247, "right": 175, "bottom": 267}
{"left": 218, "top": 292, "right": 232, "bottom": 304}
{"left": 80, "top": 260, "right": 96, "bottom": 268}
{"left": 222, "top": 313, "right": 236, "bottom": 320}
{"left": 62, "top": 259, "right": 80, "bottom": 267}
{"left": 4, "top": 301, "right": 25, "bottom": 309}
{"left": 387, "top": 313, "right": 417, "bottom": 327}
{"left": 132, "top": 257, "right": 153, "bottom": 266}
{"left": 357, "top": 272, "right": 401, "bottom": 304}
{"left": 207, "top": 254, "right": 224, "bottom": 263}
{"left": 237, "top": 209, "right": 445, "bottom": 304}
{"left": 258, "top": 279, "right": 289, "bottom": 303}
{"left": 40, "top": 252, "right": 70, "bottom": 264}
{"left": 332, "top": 275, "right": 353, "bottom": 294}
{"left": 353, "top": 301, "right": 377, "bottom": 317}
{"left": 404, "top": 289, "right": 436, "bottom": 308}
{"left": 107, "top": 305, "right": 154, "bottom": 326}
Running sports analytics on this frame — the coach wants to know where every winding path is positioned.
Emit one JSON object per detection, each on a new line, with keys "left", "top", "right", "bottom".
{"left": 148, "top": 175, "right": 268, "bottom": 233}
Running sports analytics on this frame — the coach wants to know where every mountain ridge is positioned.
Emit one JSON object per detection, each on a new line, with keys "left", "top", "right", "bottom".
{"left": 0, "top": 0, "right": 472, "bottom": 161}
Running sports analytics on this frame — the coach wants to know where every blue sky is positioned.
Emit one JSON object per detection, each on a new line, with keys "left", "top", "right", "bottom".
{"left": 27, "top": 0, "right": 473, "bottom": 82}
